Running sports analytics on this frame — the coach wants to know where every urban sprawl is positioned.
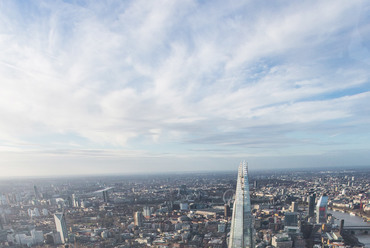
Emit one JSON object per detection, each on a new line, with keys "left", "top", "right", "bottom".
{"left": 0, "top": 165, "right": 369, "bottom": 248}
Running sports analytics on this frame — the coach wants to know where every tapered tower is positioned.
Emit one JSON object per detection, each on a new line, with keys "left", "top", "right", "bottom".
{"left": 54, "top": 212, "right": 68, "bottom": 243}
{"left": 229, "top": 161, "right": 254, "bottom": 248}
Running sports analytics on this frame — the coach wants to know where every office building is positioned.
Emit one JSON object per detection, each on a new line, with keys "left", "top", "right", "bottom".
{"left": 284, "top": 212, "right": 298, "bottom": 226}
{"left": 143, "top": 206, "right": 151, "bottom": 218}
{"left": 291, "top": 202, "right": 298, "bottom": 212}
{"left": 31, "top": 229, "right": 44, "bottom": 244}
{"left": 308, "top": 194, "right": 316, "bottom": 217}
{"left": 224, "top": 204, "right": 231, "bottom": 218}
{"left": 0, "top": 219, "right": 6, "bottom": 242}
{"left": 272, "top": 234, "right": 293, "bottom": 248}
{"left": 0, "top": 229, "right": 7, "bottom": 242}
{"left": 134, "top": 211, "right": 143, "bottom": 227}
{"left": 33, "top": 185, "right": 39, "bottom": 200}
{"left": 229, "top": 161, "right": 254, "bottom": 248}
{"left": 102, "top": 190, "right": 109, "bottom": 203}
{"left": 45, "top": 230, "right": 62, "bottom": 245}
{"left": 316, "top": 195, "right": 328, "bottom": 224}
{"left": 54, "top": 212, "right": 68, "bottom": 243}
{"left": 72, "top": 194, "right": 79, "bottom": 208}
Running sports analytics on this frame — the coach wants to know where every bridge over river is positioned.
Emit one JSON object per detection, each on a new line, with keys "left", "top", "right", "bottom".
{"left": 342, "top": 226, "right": 370, "bottom": 235}
{"left": 328, "top": 210, "right": 370, "bottom": 246}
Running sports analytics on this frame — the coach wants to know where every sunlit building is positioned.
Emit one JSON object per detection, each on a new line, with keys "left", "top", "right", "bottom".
{"left": 54, "top": 212, "right": 68, "bottom": 243}
{"left": 228, "top": 161, "right": 254, "bottom": 248}
{"left": 316, "top": 195, "right": 328, "bottom": 223}
{"left": 143, "top": 206, "right": 151, "bottom": 218}
{"left": 134, "top": 211, "right": 143, "bottom": 227}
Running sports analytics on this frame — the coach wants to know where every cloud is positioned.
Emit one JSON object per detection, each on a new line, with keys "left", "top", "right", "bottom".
{"left": 0, "top": 0, "right": 369, "bottom": 175}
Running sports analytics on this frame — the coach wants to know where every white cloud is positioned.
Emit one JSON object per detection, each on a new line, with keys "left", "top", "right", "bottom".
{"left": 0, "top": 0, "right": 369, "bottom": 175}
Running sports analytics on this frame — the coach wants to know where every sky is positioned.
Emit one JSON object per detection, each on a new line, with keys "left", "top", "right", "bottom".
{"left": 0, "top": 0, "right": 370, "bottom": 177}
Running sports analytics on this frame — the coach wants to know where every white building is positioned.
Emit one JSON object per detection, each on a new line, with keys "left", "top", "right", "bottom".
{"left": 15, "top": 233, "right": 33, "bottom": 246}
{"left": 143, "top": 205, "right": 151, "bottom": 218}
{"left": 33, "top": 208, "right": 40, "bottom": 217}
{"left": 42, "top": 208, "right": 49, "bottom": 216}
{"left": 31, "top": 229, "right": 44, "bottom": 244}
{"left": 54, "top": 212, "right": 68, "bottom": 243}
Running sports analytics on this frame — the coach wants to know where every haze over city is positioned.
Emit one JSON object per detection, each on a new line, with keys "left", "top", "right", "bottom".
{"left": 0, "top": 0, "right": 370, "bottom": 177}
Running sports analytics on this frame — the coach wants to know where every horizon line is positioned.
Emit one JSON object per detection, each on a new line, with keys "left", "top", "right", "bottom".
{"left": 0, "top": 164, "right": 368, "bottom": 180}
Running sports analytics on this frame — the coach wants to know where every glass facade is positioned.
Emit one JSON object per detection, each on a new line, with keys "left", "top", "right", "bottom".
{"left": 316, "top": 195, "right": 328, "bottom": 223}
{"left": 54, "top": 213, "right": 68, "bottom": 243}
{"left": 229, "top": 161, "right": 254, "bottom": 248}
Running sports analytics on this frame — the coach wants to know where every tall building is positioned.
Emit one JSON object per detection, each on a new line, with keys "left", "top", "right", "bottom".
{"left": 229, "top": 161, "right": 254, "bottom": 248}
{"left": 224, "top": 204, "right": 231, "bottom": 218}
{"left": 72, "top": 194, "right": 79, "bottom": 208}
{"left": 134, "top": 211, "right": 143, "bottom": 227}
{"left": 178, "top": 185, "right": 187, "bottom": 196}
{"left": 33, "top": 185, "right": 39, "bottom": 200}
{"left": 291, "top": 201, "right": 298, "bottom": 212}
{"left": 0, "top": 229, "right": 7, "bottom": 242}
{"left": 102, "top": 190, "right": 109, "bottom": 203}
{"left": 316, "top": 195, "right": 328, "bottom": 223}
{"left": 143, "top": 206, "right": 151, "bottom": 218}
{"left": 54, "top": 212, "right": 68, "bottom": 243}
{"left": 308, "top": 194, "right": 316, "bottom": 217}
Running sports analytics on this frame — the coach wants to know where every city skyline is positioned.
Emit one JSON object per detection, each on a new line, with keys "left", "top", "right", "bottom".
{"left": 1, "top": 1, "right": 370, "bottom": 177}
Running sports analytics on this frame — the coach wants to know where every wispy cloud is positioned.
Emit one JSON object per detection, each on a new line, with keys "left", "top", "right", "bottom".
{"left": 0, "top": 0, "right": 369, "bottom": 175}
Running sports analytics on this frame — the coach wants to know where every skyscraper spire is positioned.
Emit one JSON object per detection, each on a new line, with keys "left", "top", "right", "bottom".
{"left": 229, "top": 161, "right": 254, "bottom": 248}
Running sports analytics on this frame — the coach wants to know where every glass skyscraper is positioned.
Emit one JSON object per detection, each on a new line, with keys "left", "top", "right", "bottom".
{"left": 228, "top": 161, "right": 254, "bottom": 248}
{"left": 54, "top": 212, "right": 68, "bottom": 244}
{"left": 316, "top": 195, "right": 328, "bottom": 223}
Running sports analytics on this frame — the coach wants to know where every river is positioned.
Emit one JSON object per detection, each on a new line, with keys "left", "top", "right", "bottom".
{"left": 328, "top": 210, "right": 370, "bottom": 247}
